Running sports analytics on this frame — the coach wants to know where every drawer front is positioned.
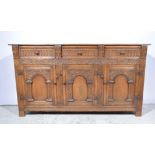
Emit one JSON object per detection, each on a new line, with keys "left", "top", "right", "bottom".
{"left": 105, "top": 46, "right": 141, "bottom": 58}
{"left": 19, "top": 46, "right": 55, "bottom": 58}
{"left": 62, "top": 46, "right": 98, "bottom": 58}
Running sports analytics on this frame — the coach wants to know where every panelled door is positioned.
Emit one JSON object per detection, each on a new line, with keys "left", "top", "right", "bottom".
{"left": 62, "top": 64, "right": 103, "bottom": 106}
{"left": 24, "top": 66, "right": 56, "bottom": 105}
{"left": 106, "top": 65, "right": 136, "bottom": 106}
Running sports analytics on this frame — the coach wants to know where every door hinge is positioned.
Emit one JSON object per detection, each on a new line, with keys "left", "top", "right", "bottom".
{"left": 17, "top": 71, "right": 24, "bottom": 76}
{"left": 136, "top": 71, "right": 144, "bottom": 76}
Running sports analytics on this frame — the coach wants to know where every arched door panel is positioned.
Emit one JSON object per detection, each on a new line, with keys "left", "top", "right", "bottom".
{"left": 24, "top": 66, "right": 55, "bottom": 105}
{"left": 63, "top": 65, "right": 97, "bottom": 106}
{"left": 106, "top": 65, "right": 136, "bottom": 105}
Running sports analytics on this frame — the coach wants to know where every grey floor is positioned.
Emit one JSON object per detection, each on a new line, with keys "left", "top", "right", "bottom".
{"left": 0, "top": 105, "right": 155, "bottom": 124}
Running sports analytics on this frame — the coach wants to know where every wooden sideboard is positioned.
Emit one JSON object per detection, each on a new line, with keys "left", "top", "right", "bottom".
{"left": 10, "top": 44, "right": 149, "bottom": 117}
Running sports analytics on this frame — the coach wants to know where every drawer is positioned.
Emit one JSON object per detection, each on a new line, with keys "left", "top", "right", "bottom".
{"left": 62, "top": 46, "right": 98, "bottom": 58}
{"left": 105, "top": 46, "right": 141, "bottom": 58}
{"left": 19, "top": 46, "right": 55, "bottom": 58}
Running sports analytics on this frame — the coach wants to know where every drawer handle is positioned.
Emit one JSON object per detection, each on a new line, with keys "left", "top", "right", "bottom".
{"left": 35, "top": 51, "right": 40, "bottom": 56}
{"left": 119, "top": 52, "right": 126, "bottom": 56}
{"left": 77, "top": 52, "right": 83, "bottom": 56}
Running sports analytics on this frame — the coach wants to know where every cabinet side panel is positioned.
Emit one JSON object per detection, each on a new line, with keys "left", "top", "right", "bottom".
{"left": 135, "top": 46, "right": 147, "bottom": 116}
{"left": 12, "top": 45, "right": 25, "bottom": 116}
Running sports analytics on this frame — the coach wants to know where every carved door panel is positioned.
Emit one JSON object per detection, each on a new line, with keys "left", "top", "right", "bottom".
{"left": 106, "top": 65, "right": 136, "bottom": 106}
{"left": 62, "top": 65, "right": 98, "bottom": 106}
{"left": 24, "top": 66, "right": 56, "bottom": 105}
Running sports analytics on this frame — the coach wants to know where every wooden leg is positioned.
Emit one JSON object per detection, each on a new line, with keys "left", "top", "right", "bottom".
{"left": 19, "top": 110, "right": 25, "bottom": 117}
{"left": 135, "top": 109, "right": 142, "bottom": 117}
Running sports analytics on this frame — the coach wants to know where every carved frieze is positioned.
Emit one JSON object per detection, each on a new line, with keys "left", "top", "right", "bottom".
{"left": 20, "top": 58, "right": 144, "bottom": 65}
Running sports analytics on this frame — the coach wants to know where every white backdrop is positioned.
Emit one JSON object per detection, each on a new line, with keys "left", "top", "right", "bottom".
{"left": 0, "top": 1, "right": 155, "bottom": 155}
{"left": 0, "top": 31, "right": 155, "bottom": 105}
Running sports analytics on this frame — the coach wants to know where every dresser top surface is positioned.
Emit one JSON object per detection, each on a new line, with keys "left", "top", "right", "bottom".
{"left": 8, "top": 44, "right": 151, "bottom": 46}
